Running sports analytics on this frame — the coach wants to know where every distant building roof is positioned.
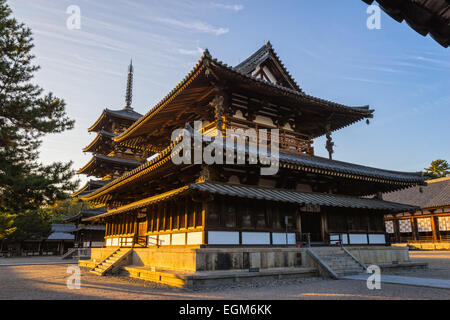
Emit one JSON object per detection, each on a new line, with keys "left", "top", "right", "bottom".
{"left": 51, "top": 224, "right": 75, "bottom": 233}
{"left": 47, "top": 224, "right": 75, "bottom": 240}
{"left": 384, "top": 177, "right": 450, "bottom": 209}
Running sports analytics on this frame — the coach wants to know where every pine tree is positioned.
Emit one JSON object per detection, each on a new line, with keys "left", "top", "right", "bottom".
{"left": 423, "top": 159, "right": 450, "bottom": 180}
{"left": 0, "top": 0, "right": 77, "bottom": 240}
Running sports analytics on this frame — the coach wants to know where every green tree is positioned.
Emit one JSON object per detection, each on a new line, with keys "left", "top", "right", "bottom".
{"left": 423, "top": 159, "right": 450, "bottom": 180}
{"left": 47, "top": 198, "right": 90, "bottom": 224}
{"left": 0, "top": 0, "right": 77, "bottom": 240}
{"left": 0, "top": 213, "right": 15, "bottom": 239}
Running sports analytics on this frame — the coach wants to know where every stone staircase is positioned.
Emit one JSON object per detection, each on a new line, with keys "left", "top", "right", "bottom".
{"left": 309, "top": 247, "right": 367, "bottom": 278}
{"left": 61, "top": 248, "right": 77, "bottom": 260}
{"left": 90, "top": 248, "right": 132, "bottom": 276}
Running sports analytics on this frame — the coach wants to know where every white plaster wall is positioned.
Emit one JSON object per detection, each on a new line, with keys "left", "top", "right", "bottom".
{"left": 172, "top": 233, "right": 186, "bottom": 246}
{"left": 272, "top": 233, "right": 296, "bottom": 245}
{"left": 159, "top": 234, "right": 171, "bottom": 246}
{"left": 187, "top": 232, "right": 203, "bottom": 245}
{"left": 208, "top": 232, "right": 240, "bottom": 245}
{"left": 349, "top": 234, "right": 368, "bottom": 244}
{"left": 369, "top": 234, "right": 386, "bottom": 244}
{"left": 242, "top": 232, "right": 270, "bottom": 245}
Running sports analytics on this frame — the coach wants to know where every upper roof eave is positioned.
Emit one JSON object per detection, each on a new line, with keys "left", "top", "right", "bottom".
{"left": 88, "top": 108, "right": 142, "bottom": 133}
{"left": 83, "top": 130, "right": 117, "bottom": 153}
{"left": 77, "top": 154, "right": 141, "bottom": 175}
{"left": 115, "top": 48, "right": 374, "bottom": 144}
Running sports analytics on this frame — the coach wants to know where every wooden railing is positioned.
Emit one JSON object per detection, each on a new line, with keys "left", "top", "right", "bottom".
{"left": 202, "top": 118, "right": 314, "bottom": 155}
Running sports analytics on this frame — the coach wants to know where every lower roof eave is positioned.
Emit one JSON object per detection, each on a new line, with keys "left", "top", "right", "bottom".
{"left": 84, "top": 182, "right": 419, "bottom": 222}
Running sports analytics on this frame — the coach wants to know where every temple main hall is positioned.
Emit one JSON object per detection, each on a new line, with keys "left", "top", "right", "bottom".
{"left": 74, "top": 43, "right": 426, "bottom": 283}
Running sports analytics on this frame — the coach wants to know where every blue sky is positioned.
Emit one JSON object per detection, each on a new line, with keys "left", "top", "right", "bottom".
{"left": 8, "top": 0, "right": 450, "bottom": 184}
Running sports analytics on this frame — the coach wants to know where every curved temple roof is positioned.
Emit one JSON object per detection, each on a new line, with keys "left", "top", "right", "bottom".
{"left": 89, "top": 108, "right": 142, "bottom": 133}
{"left": 114, "top": 46, "right": 374, "bottom": 146}
{"left": 84, "top": 182, "right": 420, "bottom": 222}
{"left": 79, "top": 134, "right": 425, "bottom": 204}
{"left": 83, "top": 130, "right": 117, "bottom": 153}
{"left": 77, "top": 154, "right": 141, "bottom": 176}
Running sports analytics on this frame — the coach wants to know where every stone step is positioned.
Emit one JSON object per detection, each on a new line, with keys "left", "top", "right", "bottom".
{"left": 90, "top": 270, "right": 103, "bottom": 276}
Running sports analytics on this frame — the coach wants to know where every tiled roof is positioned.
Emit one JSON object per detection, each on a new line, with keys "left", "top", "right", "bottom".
{"left": 85, "top": 182, "right": 419, "bottom": 221}
{"left": 106, "top": 108, "right": 142, "bottom": 120}
{"left": 51, "top": 224, "right": 75, "bottom": 233}
{"left": 115, "top": 46, "right": 374, "bottom": 144}
{"left": 80, "top": 133, "right": 424, "bottom": 203}
{"left": 362, "top": 0, "right": 450, "bottom": 48}
{"left": 77, "top": 154, "right": 141, "bottom": 175}
{"left": 384, "top": 177, "right": 450, "bottom": 208}
{"left": 63, "top": 207, "right": 108, "bottom": 223}
{"left": 72, "top": 180, "right": 111, "bottom": 198}
{"left": 278, "top": 150, "right": 424, "bottom": 184}
{"left": 190, "top": 182, "right": 419, "bottom": 212}
{"left": 47, "top": 224, "right": 75, "bottom": 240}
{"left": 89, "top": 108, "right": 142, "bottom": 132}
{"left": 47, "top": 232, "right": 75, "bottom": 240}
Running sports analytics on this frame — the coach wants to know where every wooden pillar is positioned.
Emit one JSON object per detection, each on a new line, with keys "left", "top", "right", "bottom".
{"left": 296, "top": 210, "right": 302, "bottom": 233}
{"left": 431, "top": 215, "right": 439, "bottom": 242}
{"left": 321, "top": 211, "right": 328, "bottom": 243}
{"left": 393, "top": 219, "right": 401, "bottom": 243}
{"left": 184, "top": 196, "right": 188, "bottom": 229}
{"left": 156, "top": 204, "right": 161, "bottom": 232}
{"left": 202, "top": 201, "right": 207, "bottom": 246}
{"left": 411, "top": 217, "right": 418, "bottom": 241}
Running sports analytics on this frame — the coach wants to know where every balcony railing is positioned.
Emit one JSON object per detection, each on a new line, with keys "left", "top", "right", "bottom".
{"left": 202, "top": 118, "right": 314, "bottom": 156}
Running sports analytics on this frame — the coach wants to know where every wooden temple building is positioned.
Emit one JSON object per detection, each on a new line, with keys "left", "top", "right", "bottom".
{"left": 77, "top": 43, "right": 426, "bottom": 251}
{"left": 384, "top": 177, "right": 450, "bottom": 246}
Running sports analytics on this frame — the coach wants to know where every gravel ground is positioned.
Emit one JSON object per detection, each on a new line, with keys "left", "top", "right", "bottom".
{"left": 383, "top": 251, "right": 450, "bottom": 280}
{"left": 1, "top": 251, "right": 450, "bottom": 300}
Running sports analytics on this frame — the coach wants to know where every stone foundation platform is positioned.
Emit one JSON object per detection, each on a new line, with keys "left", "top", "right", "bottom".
{"left": 80, "top": 246, "right": 413, "bottom": 287}
{"left": 121, "top": 266, "right": 317, "bottom": 288}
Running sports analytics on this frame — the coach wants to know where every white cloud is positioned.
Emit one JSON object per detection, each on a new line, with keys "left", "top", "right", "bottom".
{"left": 178, "top": 47, "right": 204, "bottom": 56}
{"left": 211, "top": 2, "right": 244, "bottom": 11}
{"left": 156, "top": 17, "right": 229, "bottom": 36}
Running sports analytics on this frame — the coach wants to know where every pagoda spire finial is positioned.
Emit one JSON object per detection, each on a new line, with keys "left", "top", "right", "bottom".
{"left": 124, "top": 59, "right": 134, "bottom": 111}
